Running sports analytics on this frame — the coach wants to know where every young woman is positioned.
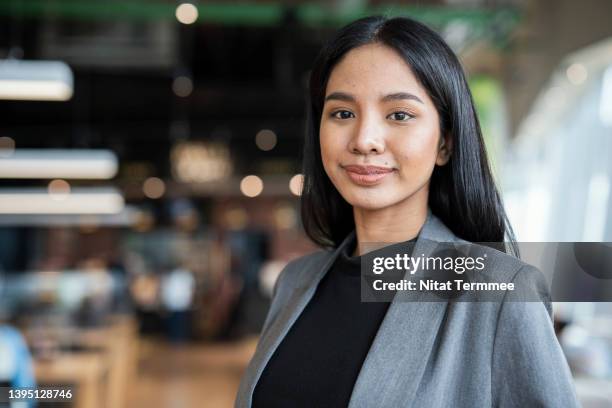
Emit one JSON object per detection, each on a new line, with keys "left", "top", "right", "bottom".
{"left": 236, "top": 16, "right": 579, "bottom": 407}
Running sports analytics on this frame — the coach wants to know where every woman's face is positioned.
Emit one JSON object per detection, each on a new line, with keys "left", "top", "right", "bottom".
{"left": 320, "top": 43, "right": 451, "bottom": 212}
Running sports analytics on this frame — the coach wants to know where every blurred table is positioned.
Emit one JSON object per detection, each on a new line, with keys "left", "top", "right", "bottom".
{"left": 29, "top": 315, "right": 138, "bottom": 408}
{"left": 35, "top": 352, "right": 105, "bottom": 408}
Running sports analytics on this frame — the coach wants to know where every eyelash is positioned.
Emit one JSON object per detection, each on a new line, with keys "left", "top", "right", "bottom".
{"left": 329, "top": 110, "right": 415, "bottom": 122}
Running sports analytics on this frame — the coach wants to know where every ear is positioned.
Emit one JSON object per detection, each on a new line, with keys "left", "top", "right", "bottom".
{"left": 436, "top": 133, "right": 453, "bottom": 166}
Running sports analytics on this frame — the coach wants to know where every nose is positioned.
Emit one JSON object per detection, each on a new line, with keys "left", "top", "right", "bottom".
{"left": 347, "top": 114, "right": 385, "bottom": 155}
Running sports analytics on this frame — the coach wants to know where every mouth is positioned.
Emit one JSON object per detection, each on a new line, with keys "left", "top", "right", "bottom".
{"left": 341, "top": 164, "right": 396, "bottom": 186}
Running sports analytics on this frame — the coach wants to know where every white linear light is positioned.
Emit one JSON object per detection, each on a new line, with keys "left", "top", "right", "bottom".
{"left": 0, "top": 187, "right": 124, "bottom": 214}
{"left": 0, "top": 59, "right": 74, "bottom": 101}
{"left": 0, "top": 205, "right": 139, "bottom": 226}
{"left": 0, "top": 149, "right": 118, "bottom": 179}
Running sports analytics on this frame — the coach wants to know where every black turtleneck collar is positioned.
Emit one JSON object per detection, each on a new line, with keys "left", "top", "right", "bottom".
{"left": 334, "top": 233, "right": 419, "bottom": 277}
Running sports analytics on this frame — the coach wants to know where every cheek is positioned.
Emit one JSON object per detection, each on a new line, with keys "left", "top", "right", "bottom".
{"left": 319, "top": 124, "right": 343, "bottom": 171}
{"left": 394, "top": 124, "right": 440, "bottom": 171}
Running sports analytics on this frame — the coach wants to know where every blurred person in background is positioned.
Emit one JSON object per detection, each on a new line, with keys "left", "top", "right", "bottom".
{"left": 73, "top": 257, "right": 114, "bottom": 328}
{"left": 161, "top": 264, "right": 195, "bottom": 343}
{"left": 129, "top": 271, "right": 162, "bottom": 335}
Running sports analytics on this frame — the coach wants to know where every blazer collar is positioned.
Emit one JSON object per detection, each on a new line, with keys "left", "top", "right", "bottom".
{"left": 241, "top": 209, "right": 458, "bottom": 407}
{"left": 348, "top": 209, "right": 457, "bottom": 408}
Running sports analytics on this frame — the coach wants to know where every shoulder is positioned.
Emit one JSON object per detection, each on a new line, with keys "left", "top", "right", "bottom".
{"left": 269, "top": 248, "right": 335, "bottom": 299}
{"left": 425, "top": 213, "right": 540, "bottom": 284}
{"left": 445, "top": 238, "right": 552, "bottom": 317}
{"left": 276, "top": 249, "right": 334, "bottom": 288}
{"left": 261, "top": 248, "right": 335, "bottom": 332}
{"left": 467, "top": 243, "right": 553, "bottom": 318}
{"left": 454, "top": 239, "right": 543, "bottom": 285}
{"left": 285, "top": 248, "right": 333, "bottom": 272}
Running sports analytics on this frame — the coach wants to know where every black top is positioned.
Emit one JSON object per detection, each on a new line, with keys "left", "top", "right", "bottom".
{"left": 252, "top": 234, "right": 417, "bottom": 408}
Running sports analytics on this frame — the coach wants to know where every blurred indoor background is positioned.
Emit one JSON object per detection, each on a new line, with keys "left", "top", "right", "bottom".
{"left": 0, "top": 0, "right": 611, "bottom": 407}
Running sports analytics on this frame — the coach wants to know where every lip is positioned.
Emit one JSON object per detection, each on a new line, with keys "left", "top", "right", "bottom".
{"left": 342, "top": 164, "right": 395, "bottom": 186}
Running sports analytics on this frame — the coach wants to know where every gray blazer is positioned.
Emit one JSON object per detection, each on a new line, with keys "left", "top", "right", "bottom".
{"left": 236, "top": 211, "right": 580, "bottom": 407}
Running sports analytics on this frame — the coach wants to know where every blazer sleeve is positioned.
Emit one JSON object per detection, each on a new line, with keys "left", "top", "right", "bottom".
{"left": 491, "top": 265, "right": 581, "bottom": 407}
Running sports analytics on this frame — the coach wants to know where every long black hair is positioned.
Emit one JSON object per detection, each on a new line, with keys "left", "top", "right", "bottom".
{"left": 300, "top": 15, "right": 517, "bottom": 252}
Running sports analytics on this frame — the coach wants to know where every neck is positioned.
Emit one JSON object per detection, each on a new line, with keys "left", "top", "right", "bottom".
{"left": 352, "top": 189, "right": 428, "bottom": 256}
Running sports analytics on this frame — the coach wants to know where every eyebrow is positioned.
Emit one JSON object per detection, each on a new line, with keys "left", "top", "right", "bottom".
{"left": 324, "top": 91, "right": 424, "bottom": 104}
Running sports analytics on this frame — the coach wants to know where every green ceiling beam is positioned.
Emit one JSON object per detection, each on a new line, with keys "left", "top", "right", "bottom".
{"left": 0, "top": 1, "right": 520, "bottom": 30}
{"left": 298, "top": 3, "right": 519, "bottom": 29}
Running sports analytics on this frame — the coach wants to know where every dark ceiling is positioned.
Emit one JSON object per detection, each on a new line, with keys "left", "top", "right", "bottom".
{"left": 0, "top": 1, "right": 521, "bottom": 181}
{"left": 1, "top": 14, "right": 327, "bottom": 177}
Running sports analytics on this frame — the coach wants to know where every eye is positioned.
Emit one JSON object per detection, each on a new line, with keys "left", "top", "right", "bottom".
{"left": 330, "top": 110, "right": 355, "bottom": 120}
{"left": 387, "top": 111, "right": 414, "bottom": 122}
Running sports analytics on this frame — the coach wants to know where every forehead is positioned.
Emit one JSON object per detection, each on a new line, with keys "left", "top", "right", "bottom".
{"left": 326, "top": 43, "right": 426, "bottom": 100}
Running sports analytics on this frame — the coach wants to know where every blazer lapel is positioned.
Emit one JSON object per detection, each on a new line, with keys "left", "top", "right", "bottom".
{"left": 348, "top": 211, "right": 457, "bottom": 408}
{"left": 240, "top": 231, "right": 356, "bottom": 407}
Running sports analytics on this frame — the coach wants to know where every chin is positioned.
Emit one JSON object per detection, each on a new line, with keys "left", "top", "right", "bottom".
{"left": 342, "top": 188, "right": 400, "bottom": 211}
